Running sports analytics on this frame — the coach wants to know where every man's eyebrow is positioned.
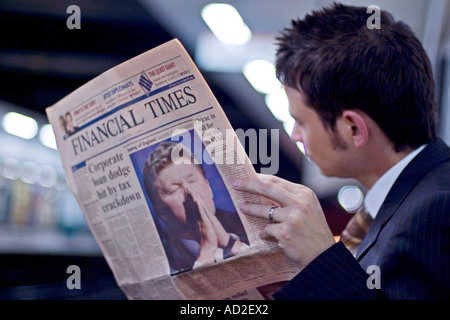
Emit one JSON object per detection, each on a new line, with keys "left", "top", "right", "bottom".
{"left": 184, "top": 172, "right": 196, "bottom": 180}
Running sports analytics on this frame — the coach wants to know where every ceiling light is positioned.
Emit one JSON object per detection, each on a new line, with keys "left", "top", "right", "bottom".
{"left": 265, "top": 87, "right": 290, "bottom": 122}
{"left": 243, "top": 60, "right": 281, "bottom": 94}
{"left": 2, "top": 157, "right": 22, "bottom": 180}
{"left": 338, "top": 185, "right": 364, "bottom": 213}
{"left": 39, "top": 124, "right": 57, "bottom": 150}
{"left": 39, "top": 165, "right": 57, "bottom": 188}
{"left": 2, "top": 112, "right": 38, "bottom": 140}
{"left": 21, "top": 161, "right": 40, "bottom": 184}
{"left": 264, "top": 87, "right": 305, "bottom": 155}
{"left": 201, "top": 3, "right": 252, "bottom": 45}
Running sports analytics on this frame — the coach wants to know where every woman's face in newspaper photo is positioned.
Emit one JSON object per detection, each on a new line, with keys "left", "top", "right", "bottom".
{"left": 155, "top": 162, "right": 215, "bottom": 225}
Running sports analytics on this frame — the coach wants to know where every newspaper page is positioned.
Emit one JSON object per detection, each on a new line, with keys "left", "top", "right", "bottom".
{"left": 46, "top": 39, "right": 300, "bottom": 300}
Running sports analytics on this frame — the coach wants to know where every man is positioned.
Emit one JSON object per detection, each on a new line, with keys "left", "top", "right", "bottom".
{"left": 234, "top": 3, "right": 449, "bottom": 299}
{"left": 143, "top": 141, "right": 249, "bottom": 275}
{"left": 65, "top": 112, "right": 79, "bottom": 135}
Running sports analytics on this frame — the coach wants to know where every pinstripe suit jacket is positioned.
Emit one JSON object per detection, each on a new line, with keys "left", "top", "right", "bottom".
{"left": 274, "top": 138, "right": 450, "bottom": 300}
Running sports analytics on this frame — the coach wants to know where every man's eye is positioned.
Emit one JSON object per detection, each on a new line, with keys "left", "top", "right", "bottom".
{"left": 167, "top": 186, "right": 179, "bottom": 195}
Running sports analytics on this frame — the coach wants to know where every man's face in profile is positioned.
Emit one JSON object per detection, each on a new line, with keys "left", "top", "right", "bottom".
{"left": 154, "top": 162, "right": 215, "bottom": 225}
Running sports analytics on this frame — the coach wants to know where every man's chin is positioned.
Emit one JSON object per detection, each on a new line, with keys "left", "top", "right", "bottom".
{"left": 313, "top": 161, "right": 335, "bottom": 177}
{"left": 318, "top": 166, "right": 350, "bottom": 179}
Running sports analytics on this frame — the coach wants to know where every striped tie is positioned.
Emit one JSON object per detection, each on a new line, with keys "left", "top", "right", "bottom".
{"left": 340, "top": 205, "right": 374, "bottom": 256}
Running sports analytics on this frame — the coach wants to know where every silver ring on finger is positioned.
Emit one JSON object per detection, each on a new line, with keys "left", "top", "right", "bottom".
{"left": 268, "top": 206, "right": 278, "bottom": 222}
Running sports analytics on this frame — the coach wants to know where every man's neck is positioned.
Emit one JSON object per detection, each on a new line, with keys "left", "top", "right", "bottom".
{"left": 358, "top": 146, "right": 414, "bottom": 190}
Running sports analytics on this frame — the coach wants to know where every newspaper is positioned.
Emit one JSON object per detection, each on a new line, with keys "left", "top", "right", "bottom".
{"left": 46, "top": 39, "right": 300, "bottom": 300}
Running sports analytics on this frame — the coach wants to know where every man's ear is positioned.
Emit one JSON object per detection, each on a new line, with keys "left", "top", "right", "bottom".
{"left": 341, "top": 110, "right": 369, "bottom": 148}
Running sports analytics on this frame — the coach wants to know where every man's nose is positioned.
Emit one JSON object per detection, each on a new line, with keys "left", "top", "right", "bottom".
{"left": 181, "top": 183, "right": 191, "bottom": 197}
{"left": 290, "top": 123, "right": 303, "bottom": 143}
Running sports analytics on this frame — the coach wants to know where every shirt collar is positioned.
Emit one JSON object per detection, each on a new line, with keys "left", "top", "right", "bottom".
{"left": 364, "top": 144, "right": 426, "bottom": 218}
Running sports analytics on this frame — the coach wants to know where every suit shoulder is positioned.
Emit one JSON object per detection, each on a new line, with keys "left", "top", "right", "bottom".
{"left": 401, "top": 180, "right": 449, "bottom": 230}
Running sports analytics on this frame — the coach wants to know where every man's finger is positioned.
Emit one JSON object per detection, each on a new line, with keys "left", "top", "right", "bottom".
{"left": 234, "top": 178, "right": 296, "bottom": 207}
{"left": 240, "top": 202, "right": 286, "bottom": 222}
{"left": 257, "top": 174, "right": 303, "bottom": 195}
{"left": 260, "top": 222, "right": 281, "bottom": 241}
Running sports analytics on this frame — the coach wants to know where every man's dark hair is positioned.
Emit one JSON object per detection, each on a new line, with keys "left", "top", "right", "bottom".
{"left": 276, "top": 2, "right": 437, "bottom": 151}
{"left": 142, "top": 141, "right": 205, "bottom": 203}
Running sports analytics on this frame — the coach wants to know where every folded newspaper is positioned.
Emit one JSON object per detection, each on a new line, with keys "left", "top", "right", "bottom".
{"left": 46, "top": 39, "right": 300, "bottom": 300}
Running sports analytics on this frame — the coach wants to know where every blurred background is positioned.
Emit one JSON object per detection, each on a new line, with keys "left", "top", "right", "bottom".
{"left": 0, "top": 0, "right": 449, "bottom": 299}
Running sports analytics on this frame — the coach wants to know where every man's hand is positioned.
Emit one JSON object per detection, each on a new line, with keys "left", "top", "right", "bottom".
{"left": 195, "top": 201, "right": 218, "bottom": 265}
{"left": 189, "top": 187, "right": 230, "bottom": 249}
{"left": 234, "top": 174, "right": 335, "bottom": 268}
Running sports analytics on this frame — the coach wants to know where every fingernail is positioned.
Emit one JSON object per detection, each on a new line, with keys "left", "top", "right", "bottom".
{"left": 239, "top": 202, "right": 246, "bottom": 212}
{"left": 233, "top": 179, "right": 241, "bottom": 188}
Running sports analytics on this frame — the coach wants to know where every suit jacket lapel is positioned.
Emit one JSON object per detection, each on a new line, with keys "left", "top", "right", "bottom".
{"left": 356, "top": 138, "right": 450, "bottom": 261}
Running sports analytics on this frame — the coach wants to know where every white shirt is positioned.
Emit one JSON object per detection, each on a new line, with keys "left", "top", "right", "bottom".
{"left": 364, "top": 145, "right": 426, "bottom": 218}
